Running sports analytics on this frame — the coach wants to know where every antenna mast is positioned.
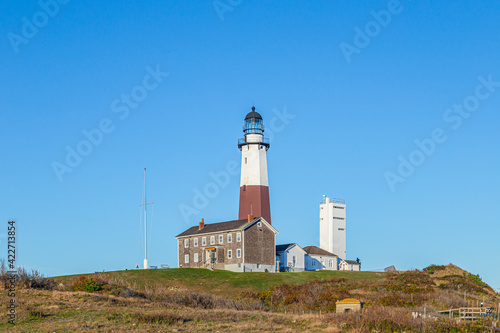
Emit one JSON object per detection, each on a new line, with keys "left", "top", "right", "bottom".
{"left": 141, "top": 168, "right": 153, "bottom": 269}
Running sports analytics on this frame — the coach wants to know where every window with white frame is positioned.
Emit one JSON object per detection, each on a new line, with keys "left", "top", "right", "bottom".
{"left": 184, "top": 239, "right": 189, "bottom": 248}
{"left": 227, "top": 233, "right": 232, "bottom": 243}
{"left": 219, "top": 235, "right": 223, "bottom": 244}
{"left": 194, "top": 238, "right": 198, "bottom": 247}
{"left": 227, "top": 250, "right": 232, "bottom": 259}
{"left": 237, "top": 249, "right": 241, "bottom": 258}
{"left": 236, "top": 232, "right": 241, "bottom": 242}
{"left": 184, "top": 254, "right": 189, "bottom": 263}
{"left": 257, "top": 222, "right": 262, "bottom": 227}
{"left": 329, "top": 260, "right": 333, "bottom": 268}
{"left": 202, "top": 237, "right": 206, "bottom": 246}
{"left": 210, "top": 236, "right": 215, "bottom": 244}
{"left": 194, "top": 253, "right": 199, "bottom": 262}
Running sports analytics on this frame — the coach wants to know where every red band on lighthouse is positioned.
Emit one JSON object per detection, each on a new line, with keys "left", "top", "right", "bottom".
{"left": 238, "top": 185, "right": 271, "bottom": 223}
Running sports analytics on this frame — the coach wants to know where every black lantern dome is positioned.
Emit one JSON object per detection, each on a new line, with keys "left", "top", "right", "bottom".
{"left": 245, "top": 106, "right": 263, "bottom": 120}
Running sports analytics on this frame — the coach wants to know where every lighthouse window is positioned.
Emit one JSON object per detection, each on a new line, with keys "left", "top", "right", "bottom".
{"left": 245, "top": 157, "right": 247, "bottom": 164}
{"left": 243, "top": 185, "right": 246, "bottom": 191}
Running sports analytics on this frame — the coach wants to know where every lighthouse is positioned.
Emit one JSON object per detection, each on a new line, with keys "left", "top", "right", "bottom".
{"left": 238, "top": 107, "right": 271, "bottom": 224}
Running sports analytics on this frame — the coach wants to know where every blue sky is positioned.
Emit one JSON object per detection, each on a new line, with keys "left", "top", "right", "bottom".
{"left": 1, "top": 1, "right": 499, "bottom": 290}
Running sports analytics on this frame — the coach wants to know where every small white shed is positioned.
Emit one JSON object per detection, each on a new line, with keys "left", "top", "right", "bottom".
{"left": 339, "top": 259, "right": 361, "bottom": 271}
{"left": 275, "top": 243, "right": 306, "bottom": 272}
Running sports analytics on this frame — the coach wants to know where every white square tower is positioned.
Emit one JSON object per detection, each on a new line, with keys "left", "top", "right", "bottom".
{"left": 319, "top": 196, "right": 346, "bottom": 260}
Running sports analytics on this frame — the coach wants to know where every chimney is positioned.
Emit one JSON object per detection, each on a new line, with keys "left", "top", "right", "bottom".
{"left": 199, "top": 218, "right": 204, "bottom": 230}
{"left": 247, "top": 214, "right": 254, "bottom": 222}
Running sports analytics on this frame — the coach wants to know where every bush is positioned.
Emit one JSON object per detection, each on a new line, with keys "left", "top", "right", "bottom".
{"left": 423, "top": 265, "right": 446, "bottom": 275}
{"left": 29, "top": 310, "right": 47, "bottom": 318}
{"left": 0, "top": 262, "right": 56, "bottom": 290}
{"left": 467, "top": 273, "right": 486, "bottom": 288}
{"left": 71, "top": 276, "right": 108, "bottom": 292}
{"left": 377, "top": 293, "right": 404, "bottom": 307}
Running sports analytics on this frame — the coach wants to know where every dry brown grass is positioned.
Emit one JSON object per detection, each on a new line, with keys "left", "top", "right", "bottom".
{"left": 1, "top": 284, "right": 497, "bottom": 332}
{"left": 0, "top": 289, "right": 317, "bottom": 332}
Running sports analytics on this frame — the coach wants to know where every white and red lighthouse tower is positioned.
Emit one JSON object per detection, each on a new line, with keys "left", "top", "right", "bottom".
{"left": 238, "top": 107, "right": 271, "bottom": 224}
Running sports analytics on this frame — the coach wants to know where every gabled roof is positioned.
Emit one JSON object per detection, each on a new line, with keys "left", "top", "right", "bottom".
{"left": 341, "top": 260, "right": 360, "bottom": 265}
{"left": 276, "top": 243, "right": 295, "bottom": 252}
{"left": 175, "top": 219, "right": 248, "bottom": 238}
{"left": 243, "top": 217, "right": 278, "bottom": 234}
{"left": 276, "top": 243, "right": 306, "bottom": 254}
{"left": 175, "top": 217, "right": 278, "bottom": 238}
{"left": 303, "top": 245, "right": 337, "bottom": 257}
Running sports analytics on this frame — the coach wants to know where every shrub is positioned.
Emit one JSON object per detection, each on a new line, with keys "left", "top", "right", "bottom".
{"left": 0, "top": 262, "right": 56, "bottom": 290}
{"left": 377, "top": 293, "right": 404, "bottom": 307}
{"left": 29, "top": 311, "right": 47, "bottom": 318}
{"left": 423, "top": 264, "right": 446, "bottom": 275}
{"left": 467, "top": 273, "right": 486, "bottom": 288}
{"left": 71, "top": 276, "right": 108, "bottom": 292}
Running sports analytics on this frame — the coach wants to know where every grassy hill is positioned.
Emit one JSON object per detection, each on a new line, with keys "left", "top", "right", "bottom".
{"left": 54, "top": 268, "right": 383, "bottom": 297}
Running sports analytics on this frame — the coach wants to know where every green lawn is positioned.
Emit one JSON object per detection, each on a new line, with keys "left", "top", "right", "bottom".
{"left": 54, "top": 268, "right": 384, "bottom": 297}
